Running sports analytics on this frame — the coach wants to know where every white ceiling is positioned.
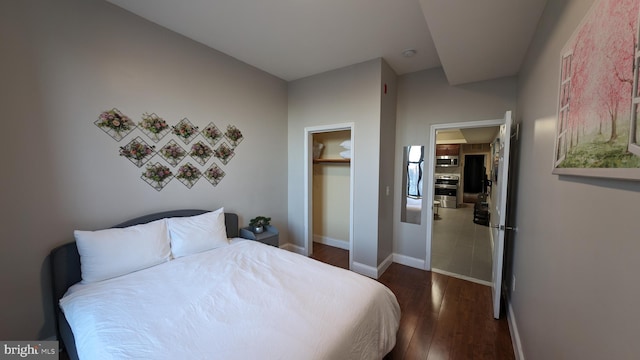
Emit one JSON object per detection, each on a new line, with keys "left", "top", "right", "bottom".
{"left": 436, "top": 127, "right": 500, "bottom": 145}
{"left": 105, "top": 0, "right": 547, "bottom": 84}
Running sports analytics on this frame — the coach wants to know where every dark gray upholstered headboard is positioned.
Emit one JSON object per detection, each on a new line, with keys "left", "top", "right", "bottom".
{"left": 50, "top": 210, "right": 238, "bottom": 360}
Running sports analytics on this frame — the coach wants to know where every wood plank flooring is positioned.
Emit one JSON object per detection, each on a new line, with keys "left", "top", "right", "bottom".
{"left": 311, "top": 243, "right": 515, "bottom": 360}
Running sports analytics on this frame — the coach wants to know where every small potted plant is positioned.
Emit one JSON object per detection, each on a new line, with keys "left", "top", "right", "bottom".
{"left": 249, "top": 216, "right": 271, "bottom": 234}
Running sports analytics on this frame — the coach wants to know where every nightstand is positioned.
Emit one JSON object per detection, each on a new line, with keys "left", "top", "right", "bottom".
{"left": 240, "top": 225, "right": 279, "bottom": 247}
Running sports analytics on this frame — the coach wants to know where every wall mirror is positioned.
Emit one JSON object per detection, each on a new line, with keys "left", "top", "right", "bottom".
{"left": 400, "top": 145, "right": 424, "bottom": 224}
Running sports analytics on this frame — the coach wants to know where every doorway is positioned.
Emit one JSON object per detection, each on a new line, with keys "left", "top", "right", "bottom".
{"left": 425, "top": 120, "right": 503, "bottom": 285}
{"left": 304, "top": 123, "right": 354, "bottom": 269}
{"left": 312, "top": 130, "right": 351, "bottom": 251}
{"left": 463, "top": 154, "right": 486, "bottom": 203}
{"left": 426, "top": 112, "right": 514, "bottom": 318}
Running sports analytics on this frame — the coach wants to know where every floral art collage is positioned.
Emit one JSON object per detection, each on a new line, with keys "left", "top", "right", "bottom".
{"left": 95, "top": 108, "right": 243, "bottom": 191}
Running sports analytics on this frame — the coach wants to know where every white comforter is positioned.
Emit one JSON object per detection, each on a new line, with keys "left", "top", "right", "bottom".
{"left": 60, "top": 240, "right": 400, "bottom": 360}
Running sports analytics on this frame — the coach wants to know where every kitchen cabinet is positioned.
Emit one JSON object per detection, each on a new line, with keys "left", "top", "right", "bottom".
{"left": 436, "top": 144, "right": 460, "bottom": 156}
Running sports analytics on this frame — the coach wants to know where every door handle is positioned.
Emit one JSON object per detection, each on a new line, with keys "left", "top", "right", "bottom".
{"left": 491, "top": 224, "right": 517, "bottom": 231}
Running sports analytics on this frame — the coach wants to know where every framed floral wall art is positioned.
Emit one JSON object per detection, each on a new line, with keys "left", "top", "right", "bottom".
{"left": 95, "top": 108, "right": 136, "bottom": 141}
{"left": 214, "top": 142, "right": 234, "bottom": 165}
{"left": 139, "top": 112, "right": 170, "bottom": 143}
{"left": 201, "top": 122, "right": 223, "bottom": 146}
{"left": 224, "top": 125, "right": 243, "bottom": 147}
{"left": 95, "top": 107, "right": 244, "bottom": 189}
{"left": 172, "top": 118, "right": 199, "bottom": 145}
{"left": 189, "top": 141, "right": 213, "bottom": 166}
{"left": 204, "top": 164, "right": 225, "bottom": 186}
{"left": 176, "top": 162, "right": 202, "bottom": 189}
{"left": 159, "top": 140, "right": 187, "bottom": 167}
{"left": 141, "top": 162, "right": 174, "bottom": 191}
{"left": 553, "top": 0, "right": 640, "bottom": 180}
{"left": 119, "top": 136, "right": 155, "bottom": 167}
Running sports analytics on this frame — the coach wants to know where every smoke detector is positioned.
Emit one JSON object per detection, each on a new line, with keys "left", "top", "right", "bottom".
{"left": 402, "top": 48, "right": 417, "bottom": 57}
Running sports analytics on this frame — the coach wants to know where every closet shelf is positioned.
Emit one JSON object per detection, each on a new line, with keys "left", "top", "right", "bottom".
{"left": 313, "top": 158, "right": 350, "bottom": 164}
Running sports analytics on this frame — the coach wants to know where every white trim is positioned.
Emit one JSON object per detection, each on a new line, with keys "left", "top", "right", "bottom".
{"left": 552, "top": 167, "right": 640, "bottom": 181}
{"left": 392, "top": 253, "right": 426, "bottom": 270}
{"left": 424, "top": 128, "right": 436, "bottom": 270}
{"left": 304, "top": 123, "right": 355, "bottom": 269}
{"left": 629, "top": 14, "right": 640, "bottom": 157}
{"left": 294, "top": 246, "right": 392, "bottom": 279}
{"left": 304, "top": 131, "right": 312, "bottom": 256}
{"left": 426, "top": 118, "right": 506, "bottom": 271}
{"left": 350, "top": 257, "right": 395, "bottom": 279}
{"left": 629, "top": 99, "right": 640, "bottom": 156}
{"left": 313, "top": 235, "right": 349, "bottom": 250}
{"left": 280, "top": 242, "right": 306, "bottom": 255}
{"left": 352, "top": 261, "right": 378, "bottom": 278}
{"left": 431, "top": 268, "right": 492, "bottom": 287}
{"left": 377, "top": 253, "right": 394, "bottom": 277}
{"left": 508, "top": 302, "right": 525, "bottom": 360}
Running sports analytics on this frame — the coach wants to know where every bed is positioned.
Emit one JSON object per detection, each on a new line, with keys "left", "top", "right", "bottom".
{"left": 50, "top": 209, "right": 400, "bottom": 360}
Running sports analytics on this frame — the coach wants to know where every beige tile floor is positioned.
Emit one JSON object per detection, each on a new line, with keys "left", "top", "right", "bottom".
{"left": 431, "top": 203, "right": 493, "bottom": 282}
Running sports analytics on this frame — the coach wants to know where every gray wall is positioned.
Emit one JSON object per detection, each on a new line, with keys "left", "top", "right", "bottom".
{"left": 393, "top": 68, "right": 517, "bottom": 260}
{"left": 0, "top": 0, "right": 288, "bottom": 340}
{"left": 513, "top": 0, "right": 640, "bottom": 358}
{"left": 8, "top": 2, "right": 638, "bottom": 356}
{"left": 377, "top": 60, "right": 397, "bottom": 264}
{"left": 288, "top": 59, "right": 382, "bottom": 269}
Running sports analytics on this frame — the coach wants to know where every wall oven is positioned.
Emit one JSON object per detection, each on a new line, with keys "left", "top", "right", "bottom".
{"left": 434, "top": 174, "right": 459, "bottom": 208}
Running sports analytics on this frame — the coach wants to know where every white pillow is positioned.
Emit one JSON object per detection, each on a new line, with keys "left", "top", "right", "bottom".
{"left": 166, "top": 208, "right": 229, "bottom": 258}
{"left": 339, "top": 149, "right": 351, "bottom": 159}
{"left": 74, "top": 219, "right": 171, "bottom": 283}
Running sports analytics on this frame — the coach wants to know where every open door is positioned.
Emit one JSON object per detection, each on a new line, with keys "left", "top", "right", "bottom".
{"left": 426, "top": 114, "right": 515, "bottom": 318}
{"left": 490, "top": 111, "right": 514, "bottom": 319}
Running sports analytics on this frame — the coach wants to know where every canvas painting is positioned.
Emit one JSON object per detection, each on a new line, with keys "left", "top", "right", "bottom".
{"left": 553, "top": 0, "right": 640, "bottom": 180}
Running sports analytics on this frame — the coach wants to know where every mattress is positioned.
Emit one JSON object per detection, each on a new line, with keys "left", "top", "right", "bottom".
{"left": 60, "top": 239, "right": 400, "bottom": 360}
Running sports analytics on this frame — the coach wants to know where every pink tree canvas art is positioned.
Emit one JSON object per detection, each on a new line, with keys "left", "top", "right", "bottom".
{"left": 553, "top": 0, "right": 640, "bottom": 180}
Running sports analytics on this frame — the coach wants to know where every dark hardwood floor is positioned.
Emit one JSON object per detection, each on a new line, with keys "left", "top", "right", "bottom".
{"left": 311, "top": 243, "right": 515, "bottom": 360}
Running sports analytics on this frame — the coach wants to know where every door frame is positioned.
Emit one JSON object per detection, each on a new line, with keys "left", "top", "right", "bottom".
{"left": 425, "top": 118, "right": 505, "bottom": 271}
{"left": 304, "top": 123, "right": 355, "bottom": 269}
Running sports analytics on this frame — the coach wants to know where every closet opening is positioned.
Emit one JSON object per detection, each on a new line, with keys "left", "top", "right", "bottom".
{"left": 304, "top": 124, "right": 354, "bottom": 269}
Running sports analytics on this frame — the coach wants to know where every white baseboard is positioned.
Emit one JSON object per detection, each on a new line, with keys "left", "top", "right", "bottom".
{"left": 351, "top": 261, "right": 378, "bottom": 278}
{"left": 392, "top": 253, "right": 426, "bottom": 270}
{"left": 313, "top": 234, "right": 349, "bottom": 250}
{"left": 508, "top": 301, "right": 525, "bottom": 360}
{"left": 280, "top": 242, "right": 306, "bottom": 255}
{"left": 283, "top": 241, "right": 392, "bottom": 280}
{"left": 377, "top": 253, "right": 394, "bottom": 277}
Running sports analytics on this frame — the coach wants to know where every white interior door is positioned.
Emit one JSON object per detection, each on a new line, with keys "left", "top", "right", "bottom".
{"left": 490, "top": 111, "right": 513, "bottom": 319}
